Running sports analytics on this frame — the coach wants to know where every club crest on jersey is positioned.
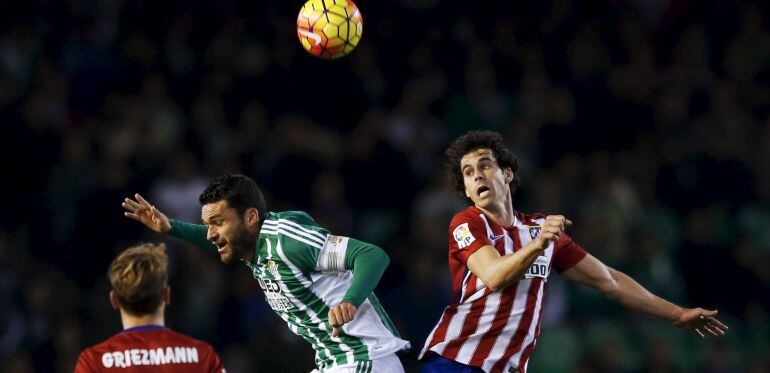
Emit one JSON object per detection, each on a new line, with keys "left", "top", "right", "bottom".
{"left": 453, "top": 223, "right": 476, "bottom": 249}
{"left": 266, "top": 260, "right": 280, "bottom": 278}
{"left": 529, "top": 227, "right": 541, "bottom": 240}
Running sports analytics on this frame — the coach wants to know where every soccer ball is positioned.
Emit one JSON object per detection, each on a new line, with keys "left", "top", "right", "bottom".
{"left": 296, "top": 0, "right": 363, "bottom": 59}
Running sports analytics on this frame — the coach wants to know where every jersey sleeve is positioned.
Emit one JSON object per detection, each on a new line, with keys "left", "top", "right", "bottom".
{"left": 168, "top": 219, "right": 218, "bottom": 253}
{"left": 449, "top": 211, "right": 492, "bottom": 264}
{"left": 552, "top": 232, "right": 587, "bottom": 273}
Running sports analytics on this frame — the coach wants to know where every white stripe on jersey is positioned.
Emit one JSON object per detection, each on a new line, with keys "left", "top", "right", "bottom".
{"left": 264, "top": 219, "right": 328, "bottom": 244}
{"left": 431, "top": 301, "right": 472, "bottom": 355}
{"left": 480, "top": 278, "right": 534, "bottom": 371}
{"left": 273, "top": 239, "right": 356, "bottom": 365}
{"left": 509, "top": 281, "right": 545, "bottom": 369}
{"left": 458, "top": 270, "right": 473, "bottom": 302}
{"left": 454, "top": 291, "right": 502, "bottom": 362}
{"left": 266, "top": 239, "right": 337, "bottom": 365}
{"left": 262, "top": 226, "right": 324, "bottom": 249}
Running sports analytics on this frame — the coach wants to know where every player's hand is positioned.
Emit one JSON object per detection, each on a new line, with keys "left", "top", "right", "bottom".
{"left": 673, "top": 308, "right": 728, "bottom": 338}
{"left": 328, "top": 301, "right": 357, "bottom": 337}
{"left": 533, "top": 215, "right": 572, "bottom": 250}
{"left": 122, "top": 194, "right": 171, "bottom": 234}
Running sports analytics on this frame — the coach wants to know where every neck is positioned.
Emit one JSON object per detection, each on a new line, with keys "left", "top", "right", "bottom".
{"left": 242, "top": 241, "right": 256, "bottom": 263}
{"left": 240, "top": 220, "right": 263, "bottom": 263}
{"left": 120, "top": 308, "right": 165, "bottom": 330}
{"left": 477, "top": 193, "right": 515, "bottom": 227}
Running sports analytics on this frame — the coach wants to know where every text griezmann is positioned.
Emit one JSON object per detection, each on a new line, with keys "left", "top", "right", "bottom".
{"left": 101, "top": 346, "right": 199, "bottom": 368}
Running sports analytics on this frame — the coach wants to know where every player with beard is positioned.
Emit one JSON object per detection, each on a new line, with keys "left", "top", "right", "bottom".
{"left": 419, "top": 131, "right": 728, "bottom": 373}
{"left": 122, "top": 174, "right": 409, "bottom": 373}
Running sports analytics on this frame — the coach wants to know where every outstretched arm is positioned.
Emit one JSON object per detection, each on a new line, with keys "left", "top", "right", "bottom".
{"left": 562, "top": 254, "right": 729, "bottom": 338}
{"left": 122, "top": 194, "right": 217, "bottom": 253}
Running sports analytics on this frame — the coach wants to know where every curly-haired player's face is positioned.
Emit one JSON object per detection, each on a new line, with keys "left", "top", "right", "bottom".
{"left": 201, "top": 200, "right": 255, "bottom": 264}
{"left": 460, "top": 148, "right": 513, "bottom": 209}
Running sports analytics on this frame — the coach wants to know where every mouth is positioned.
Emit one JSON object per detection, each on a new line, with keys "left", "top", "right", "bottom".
{"left": 214, "top": 240, "right": 228, "bottom": 253}
{"left": 477, "top": 185, "right": 490, "bottom": 198}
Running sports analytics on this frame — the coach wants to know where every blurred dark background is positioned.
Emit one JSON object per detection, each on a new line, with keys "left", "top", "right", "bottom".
{"left": 1, "top": 0, "right": 769, "bottom": 372}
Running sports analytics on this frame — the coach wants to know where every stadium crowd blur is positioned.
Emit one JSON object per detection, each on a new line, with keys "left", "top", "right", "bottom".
{"left": 1, "top": 0, "right": 769, "bottom": 371}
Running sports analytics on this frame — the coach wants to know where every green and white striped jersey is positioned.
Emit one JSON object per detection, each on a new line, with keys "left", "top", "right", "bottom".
{"left": 245, "top": 211, "right": 409, "bottom": 369}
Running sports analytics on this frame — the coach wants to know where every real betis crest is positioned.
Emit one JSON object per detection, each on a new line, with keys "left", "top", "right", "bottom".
{"left": 266, "top": 260, "right": 280, "bottom": 278}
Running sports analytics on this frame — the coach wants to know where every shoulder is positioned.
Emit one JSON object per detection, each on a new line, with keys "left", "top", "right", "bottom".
{"left": 450, "top": 206, "right": 485, "bottom": 227}
{"left": 269, "top": 211, "right": 321, "bottom": 227}
{"left": 164, "top": 329, "right": 219, "bottom": 355}
{"left": 75, "top": 335, "right": 118, "bottom": 371}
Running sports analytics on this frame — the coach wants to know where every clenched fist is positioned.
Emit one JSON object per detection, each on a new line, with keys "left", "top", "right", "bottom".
{"left": 328, "top": 302, "right": 357, "bottom": 337}
{"left": 534, "top": 215, "right": 572, "bottom": 250}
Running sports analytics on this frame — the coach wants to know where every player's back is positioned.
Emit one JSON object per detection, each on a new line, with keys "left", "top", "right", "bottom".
{"left": 75, "top": 325, "right": 223, "bottom": 373}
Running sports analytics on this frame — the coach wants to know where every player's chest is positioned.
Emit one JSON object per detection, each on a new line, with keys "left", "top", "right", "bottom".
{"left": 494, "top": 226, "right": 555, "bottom": 281}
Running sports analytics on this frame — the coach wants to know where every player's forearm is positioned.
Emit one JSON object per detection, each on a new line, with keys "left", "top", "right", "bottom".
{"left": 168, "top": 219, "right": 219, "bottom": 253}
{"left": 341, "top": 240, "right": 389, "bottom": 306}
{"left": 608, "top": 268, "right": 683, "bottom": 322}
{"left": 487, "top": 244, "right": 543, "bottom": 291}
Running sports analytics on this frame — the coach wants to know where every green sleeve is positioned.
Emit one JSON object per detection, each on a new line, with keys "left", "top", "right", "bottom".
{"left": 168, "top": 219, "right": 218, "bottom": 253}
{"left": 341, "top": 238, "right": 390, "bottom": 307}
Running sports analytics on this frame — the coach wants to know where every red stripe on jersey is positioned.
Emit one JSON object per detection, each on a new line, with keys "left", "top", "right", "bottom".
{"left": 467, "top": 283, "right": 518, "bottom": 367}
{"left": 426, "top": 304, "right": 459, "bottom": 352}
{"left": 441, "top": 295, "right": 488, "bottom": 360}
{"left": 518, "top": 286, "right": 547, "bottom": 372}
{"left": 491, "top": 278, "right": 542, "bottom": 372}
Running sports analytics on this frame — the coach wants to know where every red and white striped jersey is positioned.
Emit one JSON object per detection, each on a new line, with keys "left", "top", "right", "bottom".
{"left": 419, "top": 206, "right": 587, "bottom": 373}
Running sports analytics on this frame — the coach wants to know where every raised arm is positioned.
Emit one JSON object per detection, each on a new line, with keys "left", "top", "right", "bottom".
{"left": 562, "top": 253, "right": 729, "bottom": 338}
{"left": 467, "top": 215, "right": 570, "bottom": 291}
{"left": 122, "top": 194, "right": 217, "bottom": 253}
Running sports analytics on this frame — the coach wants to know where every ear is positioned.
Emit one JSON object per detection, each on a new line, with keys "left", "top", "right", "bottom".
{"left": 245, "top": 207, "right": 260, "bottom": 226}
{"left": 109, "top": 291, "right": 120, "bottom": 311}
{"left": 504, "top": 168, "right": 513, "bottom": 183}
{"left": 465, "top": 189, "right": 470, "bottom": 198}
{"left": 162, "top": 286, "right": 170, "bottom": 306}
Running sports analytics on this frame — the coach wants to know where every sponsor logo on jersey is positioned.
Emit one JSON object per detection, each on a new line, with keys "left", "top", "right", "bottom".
{"left": 258, "top": 278, "right": 295, "bottom": 311}
{"left": 453, "top": 223, "right": 476, "bottom": 249}
{"left": 524, "top": 256, "right": 549, "bottom": 279}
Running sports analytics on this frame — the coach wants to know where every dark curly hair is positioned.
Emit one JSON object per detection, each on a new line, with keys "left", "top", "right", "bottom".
{"left": 444, "top": 130, "right": 521, "bottom": 204}
{"left": 199, "top": 174, "right": 268, "bottom": 221}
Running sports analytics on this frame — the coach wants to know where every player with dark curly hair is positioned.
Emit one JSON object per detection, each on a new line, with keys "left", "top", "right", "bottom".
{"left": 420, "top": 130, "right": 728, "bottom": 373}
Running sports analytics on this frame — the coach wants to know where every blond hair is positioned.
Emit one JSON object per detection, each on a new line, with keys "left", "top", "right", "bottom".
{"left": 108, "top": 243, "right": 168, "bottom": 315}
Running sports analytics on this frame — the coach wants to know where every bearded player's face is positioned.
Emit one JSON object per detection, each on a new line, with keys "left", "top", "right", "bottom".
{"left": 201, "top": 200, "right": 252, "bottom": 264}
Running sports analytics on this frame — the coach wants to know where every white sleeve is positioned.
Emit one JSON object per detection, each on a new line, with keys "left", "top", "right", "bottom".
{"left": 315, "top": 235, "right": 350, "bottom": 272}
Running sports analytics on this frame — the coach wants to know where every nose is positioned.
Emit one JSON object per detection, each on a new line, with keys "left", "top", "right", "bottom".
{"left": 206, "top": 226, "right": 218, "bottom": 241}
